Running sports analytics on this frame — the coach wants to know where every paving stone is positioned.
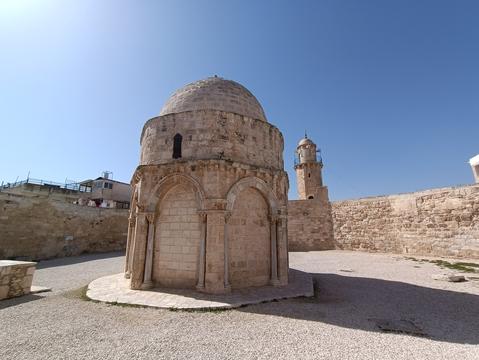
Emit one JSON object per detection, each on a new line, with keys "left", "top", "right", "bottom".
{"left": 87, "top": 269, "right": 313, "bottom": 309}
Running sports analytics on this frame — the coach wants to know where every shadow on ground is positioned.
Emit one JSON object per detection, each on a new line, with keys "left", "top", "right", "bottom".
{"left": 239, "top": 273, "right": 479, "bottom": 345}
{"left": 6, "top": 249, "right": 479, "bottom": 346}
{"left": 0, "top": 294, "right": 44, "bottom": 310}
{"left": 36, "top": 251, "right": 125, "bottom": 269}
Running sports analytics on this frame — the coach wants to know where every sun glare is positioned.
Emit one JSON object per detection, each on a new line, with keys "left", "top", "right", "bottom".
{"left": 0, "top": 0, "right": 44, "bottom": 21}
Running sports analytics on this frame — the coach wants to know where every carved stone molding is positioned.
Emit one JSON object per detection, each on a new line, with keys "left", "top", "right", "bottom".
{"left": 128, "top": 217, "right": 136, "bottom": 227}
{"left": 145, "top": 213, "right": 155, "bottom": 223}
{"left": 268, "top": 214, "right": 279, "bottom": 223}
{"left": 197, "top": 211, "right": 208, "bottom": 222}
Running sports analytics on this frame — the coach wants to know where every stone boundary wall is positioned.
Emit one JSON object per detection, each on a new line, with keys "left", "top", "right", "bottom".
{"left": 332, "top": 184, "right": 479, "bottom": 259}
{"left": 0, "top": 192, "right": 128, "bottom": 261}
{"left": 288, "top": 192, "right": 335, "bottom": 251}
{"left": 3, "top": 181, "right": 477, "bottom": 260}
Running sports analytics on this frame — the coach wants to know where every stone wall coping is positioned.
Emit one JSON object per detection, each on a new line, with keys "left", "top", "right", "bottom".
{"left": 332, "top": 183, "right": 479, "bottom": 204}
{"left": 0, "top": 192, "right": 130, "bottom": 213}
{"left": 0, "top": 260, "right": 37, "bottom": 267}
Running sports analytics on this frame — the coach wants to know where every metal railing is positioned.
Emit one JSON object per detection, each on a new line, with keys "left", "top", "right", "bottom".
{"left": 0, "top": 178, "right": 91, "bottom": 192}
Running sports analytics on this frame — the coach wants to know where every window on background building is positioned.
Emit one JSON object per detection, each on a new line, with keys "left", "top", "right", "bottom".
{"left": 173, "top": 133, "right": 182, "bottom": 159}
{"left": 103, "top": 182, "right": 113, "bottom": 189}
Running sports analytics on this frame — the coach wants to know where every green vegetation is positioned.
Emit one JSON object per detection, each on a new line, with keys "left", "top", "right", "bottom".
{"left": 63, "top": 286, "right": 92, "bottom": 301}
{"left": 168, "top": 306, "right": 230, "bottom": 313}
{"left": 105, "top": 301, "right": 149, "bottom": 309}
{"left": 405, "top": 257, "right": 479, "bottom": 273}
{"left": 64, "top": 286, "right": 148, "bottom": 308}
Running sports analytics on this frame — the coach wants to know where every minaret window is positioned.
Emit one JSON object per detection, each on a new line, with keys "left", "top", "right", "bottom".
{"left": 308, "top": 195, "right": 314, "bottom": 199}
{"left": 173, "top": 133, "right": 182, "bottom": 159}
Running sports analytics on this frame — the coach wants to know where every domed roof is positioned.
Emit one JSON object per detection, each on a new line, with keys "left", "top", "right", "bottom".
{"left": 159, "top": 76, "right": 267, "bottom": 122}
{"left": 297, "top": 137, "right": 315, "bottom": 147}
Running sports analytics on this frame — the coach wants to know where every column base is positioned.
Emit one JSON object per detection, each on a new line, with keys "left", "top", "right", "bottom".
{"left": 201, "top": 284, "right": 232, "bottom": 295}
{"left": 270, "top": 278, "right": 281, "bottom": 287}
{"left": 278, "top": 275, "right": 289, "bottom": 286}
{"left": 124, "top": 271, "right": 131, "bottom": 279}
{"left": 140, "top": 281, "right": 153, "bottom": 290}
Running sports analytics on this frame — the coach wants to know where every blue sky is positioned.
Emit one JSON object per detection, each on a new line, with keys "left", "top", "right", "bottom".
{"left": 1, "top": 0, "right": 478, "bottom": 200}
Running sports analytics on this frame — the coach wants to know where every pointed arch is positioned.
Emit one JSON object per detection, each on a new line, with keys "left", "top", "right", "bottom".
{"left": 147, "top": 173, "right": 206, "bottom": 214}
{"left": 226, "top": 176, "right": 279, "bottom": 215}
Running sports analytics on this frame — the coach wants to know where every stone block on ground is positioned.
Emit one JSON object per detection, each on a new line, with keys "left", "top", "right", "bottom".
{"left": 0, "top": 260, "right": 37, "bottom": 300}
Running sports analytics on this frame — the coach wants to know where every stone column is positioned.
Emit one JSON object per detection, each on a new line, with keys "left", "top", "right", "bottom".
{"left": 277, "top": 214, "right": 289, "bottom": 285}
{"left": 141, "top": 212, "right": 155, "bottom": 289}
{"left": 224, "top": 211, "right": 231, "bottom": 289}
{"left": 196, "top": 211, "right": 207, "bottom": 290}
{"left": 130, "top": 212, "right": 148, "bottom": 290}
{"left": 124, "top": 216, "right": 136, "bottom": 279}
{"left": 270, "top": 214, "right": 280, "bottom": 286}
{"left": 203, "top": 210, "right": 231, "bottom": 294}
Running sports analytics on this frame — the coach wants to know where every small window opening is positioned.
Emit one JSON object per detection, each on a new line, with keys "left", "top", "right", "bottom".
{"left": 173, "top": 133, "right": 182, "bottom": 159}
{"left": 308, "top": 195, "right": 314, "bottom": 199}
{"left": 308, "top": 173, "right": 311, "bottom": 178}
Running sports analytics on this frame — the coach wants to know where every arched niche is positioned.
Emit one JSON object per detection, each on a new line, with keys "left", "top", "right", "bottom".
{"left": 148, "top": 174, "right": 206, "bottom": 288}
{"left": 225, "top": 177, "right": 280, "bottom": 288}
{"left": 152, "top": 182, "right": 202, "bottom": 288}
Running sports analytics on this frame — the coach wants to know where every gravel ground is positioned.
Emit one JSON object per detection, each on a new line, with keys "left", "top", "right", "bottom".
{"left": 1, "top": 250, "right": 478, "bottom": 360}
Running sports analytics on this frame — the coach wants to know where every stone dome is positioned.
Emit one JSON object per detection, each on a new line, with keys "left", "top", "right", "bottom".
{"left": 159, "top": 76, "right": 267, "bottom": 122}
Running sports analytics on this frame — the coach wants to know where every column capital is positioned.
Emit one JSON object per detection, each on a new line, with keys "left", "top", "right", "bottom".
{"left": 268, "top": 214, "right": 279, "bottom": 223}
{"left": 128, "top": 216, "right": 136, "bottom": 226}
{"left": 145, "top": 213, "right": 155, "bottom": 223}
{"left": 197, "top": 210, "right": 208, "bottom": 222}
{"left": 200, "top": 209, "right": 231, "bottom": 222}
{"left": 224, "top": 210, "right": 232, "bottom": 223}
{"left": 136, "top": 211, "right": 154, "bottom": 216}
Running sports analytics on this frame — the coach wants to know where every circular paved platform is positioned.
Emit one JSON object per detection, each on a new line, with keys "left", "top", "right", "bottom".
{"left": 86, "top": 269, "right": 313, "bottom": 310}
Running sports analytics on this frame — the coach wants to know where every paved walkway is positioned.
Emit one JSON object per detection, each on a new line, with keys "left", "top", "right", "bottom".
{"left": 87, "top": 270, "right": 313, "bottom": 309}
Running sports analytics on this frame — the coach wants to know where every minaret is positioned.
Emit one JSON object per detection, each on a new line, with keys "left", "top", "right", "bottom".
{"left": 294, "top": 134, "right": 324, "bottom": 200}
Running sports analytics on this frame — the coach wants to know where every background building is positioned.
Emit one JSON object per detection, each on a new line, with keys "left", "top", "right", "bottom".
{"left": 470, "top": 155, "right": 479, "bottom": 184}
{"left": 78, "top": 171, "right": 131, "bottom": 209}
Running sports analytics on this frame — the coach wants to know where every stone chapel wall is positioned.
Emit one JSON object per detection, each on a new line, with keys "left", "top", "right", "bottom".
{"left": 0, "top": 191, "right": 128, "bottom": 260}
{"left": 332, "top": 184, "right": 479, "bottom": 258}
{"left": 140, "top": 110, "right": 284, "bottom": 170}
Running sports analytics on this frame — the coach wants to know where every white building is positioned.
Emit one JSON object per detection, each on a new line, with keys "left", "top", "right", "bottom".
{"left": 470, "top": 154, "right": 479, "bottom": 184}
